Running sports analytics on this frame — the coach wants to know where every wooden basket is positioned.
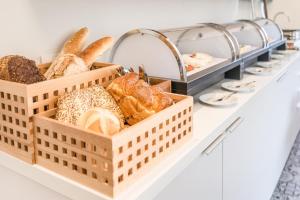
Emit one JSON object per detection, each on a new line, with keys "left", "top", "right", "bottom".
{"left": 34, "top": 94, "right": 193, "bottom": 197}
{"left": 0, "top": 63, "right": 119, "bottom": 163}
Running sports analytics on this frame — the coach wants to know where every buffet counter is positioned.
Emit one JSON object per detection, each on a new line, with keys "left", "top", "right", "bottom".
{"left": 1, "top": 52, "right": 300, "bottom": 200}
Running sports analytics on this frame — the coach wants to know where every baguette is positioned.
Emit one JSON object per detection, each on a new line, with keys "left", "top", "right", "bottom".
{"left": 79, "top": 37, "right": 113, "bottom": 67}
{"left": 62, "top": 27, "right": 89, "bottom": 55}
{"left": 44, "top": 27, "right": 89, "bottom": 79}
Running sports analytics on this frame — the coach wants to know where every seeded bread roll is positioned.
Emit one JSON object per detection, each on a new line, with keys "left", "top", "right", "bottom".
{"left": 0, "top": 55, "right": 45, "bottom": 84}
{"left": 56, "top": 85, "right": 124, "bottom": 135}
{"left": 79, "top": 37, "right": 114, "bottom": 67}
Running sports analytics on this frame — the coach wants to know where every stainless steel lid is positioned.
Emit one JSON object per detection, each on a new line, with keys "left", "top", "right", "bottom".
{"left": 110, "top": 25, "right": 239, "bottom": 82}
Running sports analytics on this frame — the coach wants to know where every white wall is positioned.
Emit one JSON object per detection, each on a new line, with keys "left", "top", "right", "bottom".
{"left": 268, "top": 0, "right": 300, "bottom": 29}
{"left": 0, "top": 0, "right": 244, "bottom": 61}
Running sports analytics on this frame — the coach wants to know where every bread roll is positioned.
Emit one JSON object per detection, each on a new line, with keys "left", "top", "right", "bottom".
{"left": 78, "top": 108, "right": 121, "bottom": 135}
{"left": 79, "top": 37, "right": 113, "bottom": 67}
{"left": 44, "top": 54, "right": 88, "bottom": 79}
{"left": 45, "top": 33, "right": 113, "bottom": 79}
{"left": 107, "top": 73, "right": 173, "bottom": 125}
{"left": 0, "top": 55, "right": 45, "bottom": 84}
{"left": 61, "top": 27, "right": 89, "bottom": 55}
{"left": 56, "top": 85, "right": 124, "bottom": 132}
{"left": 44, "top": 27, "right": 89, "bottom": 79}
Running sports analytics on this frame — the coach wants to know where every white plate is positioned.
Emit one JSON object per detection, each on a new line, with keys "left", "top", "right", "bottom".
{"left": 245, "top": 67, "right": 273, "bottom": 76}
{"left": 271, "top": 54, "right": 285, "bottom": 60}
{"left": 256, "top": 60, "right": 280, "bottom": 68}
{"left": 221, "top": 81, "right": 256, "bottom": 93}
{"left": 186, "top": 57, "right": 227, "bottom": 76}
{"left": 274, "top": 50, "right": 298, "bottom": 55}
{"left": 199, "top": 92, "right": 238, "bottom": 107}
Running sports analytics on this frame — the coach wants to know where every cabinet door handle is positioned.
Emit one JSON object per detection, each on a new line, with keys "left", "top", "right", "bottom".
{"left": 225, "top": 117, "right": 244, "bottom": 134}
{"left": 203, "top": 134, "right": 225, "bottom": 155}
{"left": 276, "top": 70, "right": 288, "bottom": 82}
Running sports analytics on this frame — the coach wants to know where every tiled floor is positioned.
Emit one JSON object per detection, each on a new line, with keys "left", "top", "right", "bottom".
{"left": 271, "top": 133, "right": 300, "bottom": 200}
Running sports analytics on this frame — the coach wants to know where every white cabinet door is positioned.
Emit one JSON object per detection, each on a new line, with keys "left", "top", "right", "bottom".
{"left": 267, "top": 62, "right": 300, "bottom": 176}
{"left": 223, "top": 62, "right": 300, "bottom": 200}
{"left": 275, "top": 60, "right": 300, "bottom": 149}
{"left": 154, "top": 142, "right": 222, "bottom": 200}
{"left": 223, "top": 81, "right": 282, "bottom": 200}
{"left": 0, "top": 165, "right": 70, "bottom": 200}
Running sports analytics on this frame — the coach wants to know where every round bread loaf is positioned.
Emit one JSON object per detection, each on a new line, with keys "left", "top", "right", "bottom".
{"left": 56, "top": 85, "right": 124, "bottom": 135}
{"left": 77, "top": 108, "right": 121, "bottom": 135}
{"left": 0, "top": 55, "right": 45, "bottom": 84}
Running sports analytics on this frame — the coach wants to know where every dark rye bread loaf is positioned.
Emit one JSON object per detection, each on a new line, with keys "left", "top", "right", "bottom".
{"left": 0, "top": 55, "right": 45, "bottom": 84}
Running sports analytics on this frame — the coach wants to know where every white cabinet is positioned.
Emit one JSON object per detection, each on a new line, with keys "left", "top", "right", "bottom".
{"left": 0, "top": 165, "right": 70, "bottom": 200}
{"left": 155, "top": 60, "right": 300, "bottom": 200}
{"left": 154, "top": 141, "right": 223, "bottom": 200}
{"left": 223, "top": 61, "right": 300, "bottom": 200}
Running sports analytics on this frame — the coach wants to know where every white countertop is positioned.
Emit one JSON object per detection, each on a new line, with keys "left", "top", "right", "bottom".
{"left": 1, "top": 52, "right": 300, "bottom": 200}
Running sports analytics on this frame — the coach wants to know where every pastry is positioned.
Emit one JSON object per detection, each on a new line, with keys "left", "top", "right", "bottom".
{"left": 0, "top": 55, "right": 45, "bottom": 84}
{"left": 78, "top": 108, "right": 121, "bottom": 135}
{"left": 107, "top": 72, "right": 173, "bottom": 125}
{"left": 44, "top": 27, "right": 89, "bottom": 79}
{"left": 56, "top": 85, "right": 124, "bottom": 135}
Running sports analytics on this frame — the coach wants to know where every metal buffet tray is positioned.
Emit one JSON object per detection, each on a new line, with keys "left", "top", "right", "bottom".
{"left": 110, "top": 25, "right": 242, "bottom": 96}
{"left": 110, "top": 19, "right": 286, "bottom": 96}
{"left": 224, "top": 19, "right": 286, "bottom": 69}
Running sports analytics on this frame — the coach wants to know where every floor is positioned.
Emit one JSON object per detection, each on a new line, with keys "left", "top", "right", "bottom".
{"left": 271, "top": 133, "right": 300, "bottom": 200}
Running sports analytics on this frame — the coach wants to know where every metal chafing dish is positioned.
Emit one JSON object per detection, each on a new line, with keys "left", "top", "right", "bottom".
{"left": 223, "top": 19, "right": 286, "bottom": 67}
{"left": 252, "top": 18, "right": 285, "bottom": 49}
{"left": 110, "top": 24, "right": 242, "bottom": 95}
{"left": 224, "top": 20, "right": 267, "bottom": 57}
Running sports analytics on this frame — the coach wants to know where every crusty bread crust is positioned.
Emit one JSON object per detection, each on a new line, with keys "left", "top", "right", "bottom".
{"left": 62, "top": 27, "right": 89, "bottom": 55}
{"left": 79, "top": 37, "right": 113, "bottom": 67}
{"left": 44, "top": 27, "right": 89, "bottom": 79}
{"left": 44, "top": 28, "right": 113, "bottom": 79}
{"left": 107, "top": 73, "right": 173, "bottom": 125}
